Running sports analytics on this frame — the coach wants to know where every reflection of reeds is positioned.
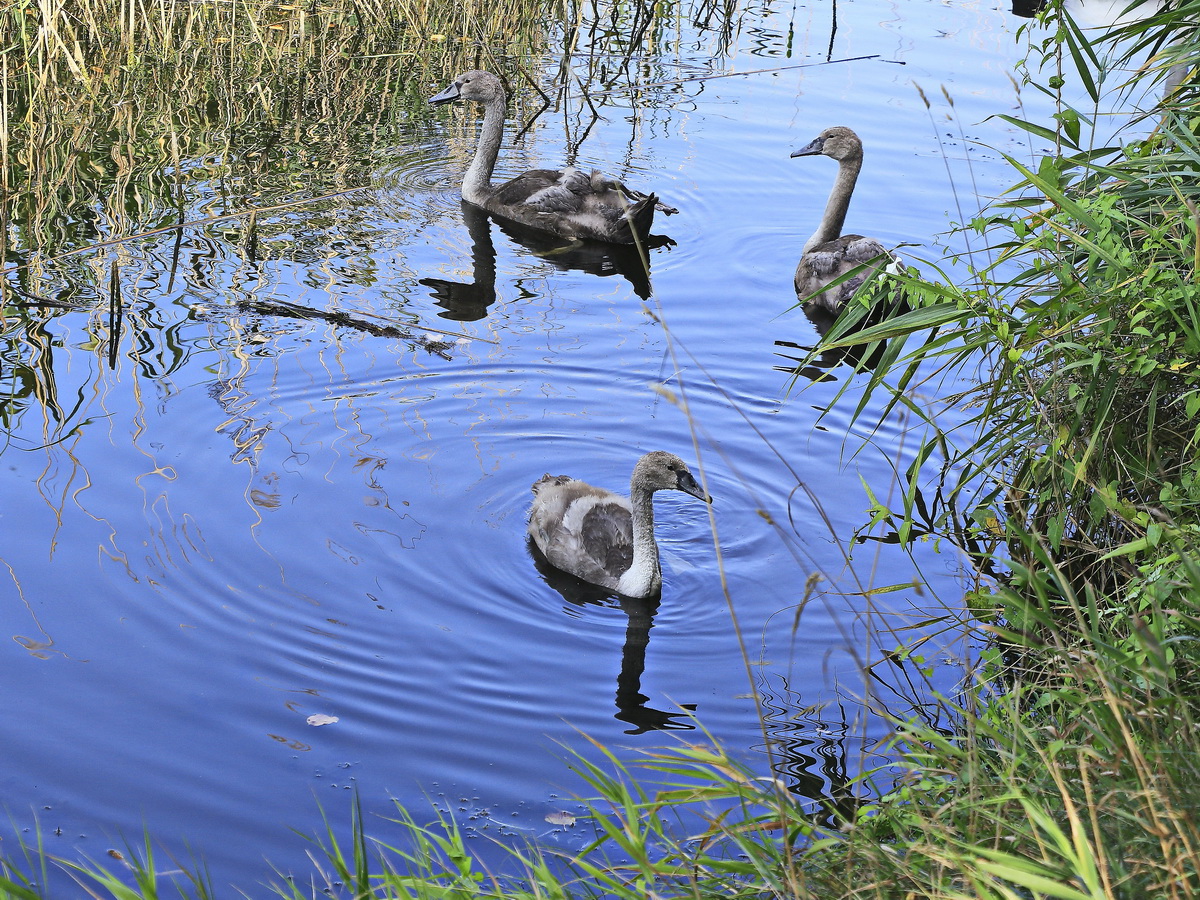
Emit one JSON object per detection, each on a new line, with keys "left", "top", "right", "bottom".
{"left": 0, "top": 0, "right": 743, "bottom": 524}
{"left": 0, "top": 0, "right": 567, "bottom": 449}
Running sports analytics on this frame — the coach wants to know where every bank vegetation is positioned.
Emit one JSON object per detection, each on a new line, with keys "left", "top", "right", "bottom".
{"left": 3, "top": 0, "right": 1199, "bottom": 896}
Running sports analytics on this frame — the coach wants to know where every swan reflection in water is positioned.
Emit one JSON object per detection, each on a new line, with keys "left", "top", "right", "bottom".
{"left": 528, "top": 540, "right": 697, "bottom": 734}
{"left": 775, "top": 298, "right": 904, "bottom": 383}
{"left": 421, "top": 202, "right": 671, "bottom": 320}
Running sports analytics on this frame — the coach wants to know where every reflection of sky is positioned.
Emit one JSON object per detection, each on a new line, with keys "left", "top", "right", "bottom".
{"left": 0, "top": 0, "right": 1129, "bottom": 890}
{"left": 1066, "top": 0, "right": 1161, "bottom": 27}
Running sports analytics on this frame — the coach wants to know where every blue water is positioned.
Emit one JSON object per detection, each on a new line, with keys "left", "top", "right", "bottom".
{"left": 0, "top": 0, "right": 1062, "bottom": 892}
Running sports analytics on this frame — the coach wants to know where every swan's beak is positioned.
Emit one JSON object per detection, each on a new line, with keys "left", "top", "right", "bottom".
{"left": 429, "top": 81, "right": 462, "bottom": 105}
{"left": 678, "top": 470, "right": 713, "bottom": 504}
{"left": 790, "top": 137, "right": 824, "bottom": 158}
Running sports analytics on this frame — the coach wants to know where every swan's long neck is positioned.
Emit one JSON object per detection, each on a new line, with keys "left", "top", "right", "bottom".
{"left": 803, "top": 153, "right": 862, "bottom": 254}
{"left": 618, "top": 485, "right": 661, "bottom": 597}
{"left": 462, "top": 95, "right": 505, "bottom": 206}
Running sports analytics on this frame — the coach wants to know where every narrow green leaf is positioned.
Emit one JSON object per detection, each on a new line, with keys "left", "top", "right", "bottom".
{"left": 974, "top": 858, "right": 1095, "bottom": 900}
{"left": 1060, "top": 12, "right": 1101, "bottom": 102}
{"left": 994, "top": 113, "right": 1060, "bottom": 143}
{"left": 1097, "top": 537, "right": 1152, "bottom": 560}
{"left": 819, "top": 302, "right": 967, "bottom": 349}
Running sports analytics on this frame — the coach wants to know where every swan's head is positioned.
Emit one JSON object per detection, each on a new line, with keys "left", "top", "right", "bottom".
{"left": 634, "top": 451, "right": 712, "bottom": 503}
{"left": 429, "top": 70, "right": 506, "bottom": 107}
{"left": 791, "top": 126, "right": 864, "bottom": 163}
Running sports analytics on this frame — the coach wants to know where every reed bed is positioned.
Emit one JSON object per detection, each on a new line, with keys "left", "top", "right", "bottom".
{"left": 0, "top": 0, "right": 702, "bottom": 439}
{"left": 0, "top": 0, "right": 559, "bottom": 268}
{"left": 0, "top": 0, "right": 575, "bottom": 444}
{"left": 0, "top": 0, "right": 708, "bottom": 293}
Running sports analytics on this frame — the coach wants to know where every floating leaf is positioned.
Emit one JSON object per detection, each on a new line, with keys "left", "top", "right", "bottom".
{"left": 544, "top": 811, "right": 575, "bottom": 827}
{"left": 307, "top": 714, "right": 339, "bottom": 726}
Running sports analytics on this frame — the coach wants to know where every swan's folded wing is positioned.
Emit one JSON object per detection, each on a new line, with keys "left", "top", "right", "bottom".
{"left": 579, "top": 501, "right": 634, "bottom": 578}
{"left": 497, "top": 168, "right": 589, "bottom": 213}
{"left": 529, "top": 481, "right": 633, "bottom": 589}
{"left": 842, "top": 236, "right": 892, "bottom": 266}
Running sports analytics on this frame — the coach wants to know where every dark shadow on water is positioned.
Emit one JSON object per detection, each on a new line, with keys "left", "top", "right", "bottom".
{"left": 527, "top": 538, "right": 697, "bottom": 734}
{"left": 421, "top": 202, "right": 672, "bottom": 320}
{"left": 755, "top": 654, "right": 965, "bottom": 830}
{"left": 756, "top": 676, "right": 863, "bottom": 829}
{"left": 775, "top": 292, "right": 909, "bottom": 383}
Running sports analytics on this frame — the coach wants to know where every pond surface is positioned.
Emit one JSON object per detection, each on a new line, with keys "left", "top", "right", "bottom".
{"left": 1, "top": 0, "right": 1054, "bottom": 892}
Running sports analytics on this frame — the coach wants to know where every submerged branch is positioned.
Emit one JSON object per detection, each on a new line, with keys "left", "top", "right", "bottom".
{"left": 229, "top": 297, "right": 493, "bottom": 354}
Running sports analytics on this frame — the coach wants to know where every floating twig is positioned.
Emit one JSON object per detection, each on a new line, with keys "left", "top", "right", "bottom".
{"left": 580, "top": 55, "right": 896, "bottom": 97}
{"left": 346, "top": 304, "right": 498, "bottom": 343}
{"left": 107, "top": 260, "right": 122, "bottom": 370}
